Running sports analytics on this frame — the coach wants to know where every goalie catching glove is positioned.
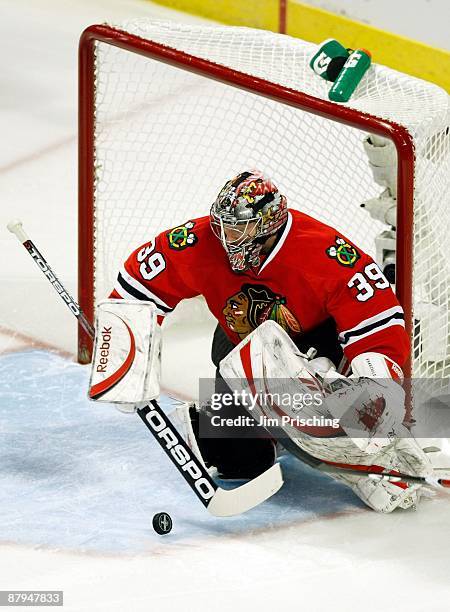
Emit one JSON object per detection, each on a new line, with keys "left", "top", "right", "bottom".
{"left": 88, "top": 299, "right": 161, "bottom": 410}
{"left": 219, "top": 321, "right": 434, "bottom": 513}
{"left": 313, "top": 351, "right": 409, "bottom": 454}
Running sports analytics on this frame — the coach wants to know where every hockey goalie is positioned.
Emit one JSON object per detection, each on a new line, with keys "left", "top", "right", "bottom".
{"left": 94, "top": 168, "right": 435, "bottom": 513}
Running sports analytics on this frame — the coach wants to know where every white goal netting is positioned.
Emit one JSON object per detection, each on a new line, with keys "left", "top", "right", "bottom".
{"left": 85, "top": 20, "right": 450, "bottom": 388}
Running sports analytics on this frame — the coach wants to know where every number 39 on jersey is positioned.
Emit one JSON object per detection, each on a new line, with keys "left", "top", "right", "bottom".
{"left": 137, "top": 240, "right": 166, "bottom": 281}
{"left": 348, "top": 262, "right": 390, "bottom": 302}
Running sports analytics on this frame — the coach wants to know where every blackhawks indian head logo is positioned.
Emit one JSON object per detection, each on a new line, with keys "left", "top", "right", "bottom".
{"left": 223, "top": 283, "right": 301, "bottom": 340}
{"left": 167, "top": 221, "right": 198, "bottom": 251}
{"left": 326, "top": 236, "right": 360, "bottom": 268}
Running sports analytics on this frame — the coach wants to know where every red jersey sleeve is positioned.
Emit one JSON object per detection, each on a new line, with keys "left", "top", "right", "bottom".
{"left": 323, "top": 248, "right": 410, "bottom": 368}
{"left": 109, "top": 228, "right": 201, "bottom": 319}
{"left": 295, "top": 214, "right": 410, "bottom": 369}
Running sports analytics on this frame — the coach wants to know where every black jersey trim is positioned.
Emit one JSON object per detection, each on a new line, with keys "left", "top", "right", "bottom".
{"left": 339, "top": 311, "right": 404, "bottom": 345}
{"left": 117, "top": 272, "right": 173, "bottom": 314}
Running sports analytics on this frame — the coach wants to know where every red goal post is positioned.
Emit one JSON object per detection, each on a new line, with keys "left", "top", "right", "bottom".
{"left": 78, "top": 21, "right": 449, "bottom": 406}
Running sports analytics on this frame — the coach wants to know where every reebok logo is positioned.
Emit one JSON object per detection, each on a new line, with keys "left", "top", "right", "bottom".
{"left": 96, "top": 326, "right": 112, "bottom": 372}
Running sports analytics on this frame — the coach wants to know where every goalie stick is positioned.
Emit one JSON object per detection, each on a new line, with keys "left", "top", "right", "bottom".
{"left": 7, "top": 219, "right": 283, "bottom": 517}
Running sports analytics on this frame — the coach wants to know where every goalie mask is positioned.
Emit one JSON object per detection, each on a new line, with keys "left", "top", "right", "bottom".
{"left": 210, "top": 170, "right": 288, "bottom": 272}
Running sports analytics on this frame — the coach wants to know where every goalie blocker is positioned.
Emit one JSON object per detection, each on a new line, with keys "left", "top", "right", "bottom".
{"left": 88, "top": 299, "right": 161, "bottom": 405}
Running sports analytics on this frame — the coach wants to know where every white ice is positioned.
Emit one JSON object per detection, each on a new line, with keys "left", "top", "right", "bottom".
{"left": 1, "top": 1, "right": 450, "bottom": 611}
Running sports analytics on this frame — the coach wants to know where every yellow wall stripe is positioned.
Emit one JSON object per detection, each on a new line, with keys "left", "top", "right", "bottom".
{"left": 151, "top": 0, "right": 280, "bottom": 31}
{"left": 150, "top": 0, "right": 450, "bottom": 91}
{"left": 287, "top": 2, "right": 449, "bottom": 92}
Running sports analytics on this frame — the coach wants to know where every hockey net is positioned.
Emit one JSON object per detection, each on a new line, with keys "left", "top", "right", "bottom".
{"left": 79, "top": 20, "right": 450, "bottom": 406}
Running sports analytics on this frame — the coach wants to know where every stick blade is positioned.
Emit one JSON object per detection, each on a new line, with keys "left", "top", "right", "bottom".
{"left": 206, "top": 463, "right": 283, "bottom": 517}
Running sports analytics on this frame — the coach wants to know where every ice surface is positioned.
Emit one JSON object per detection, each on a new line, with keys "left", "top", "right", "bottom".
{"left": 1, "top": 0, "right": 450, "bottom": 609}
{"left": 0, "top": 350, "right": 362, "bottom": 554}
{"left": 2, "top": 353, "right": 450, "bottom": 611}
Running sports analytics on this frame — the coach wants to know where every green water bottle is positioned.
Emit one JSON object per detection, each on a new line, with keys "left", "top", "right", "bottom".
{"left": 309, "top": 38, "right": 350, "bottom": 82}
{"left": 328, "top": 48, "right": 372, "bottom": 102}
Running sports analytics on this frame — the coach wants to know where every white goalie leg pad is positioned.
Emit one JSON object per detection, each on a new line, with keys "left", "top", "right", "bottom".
{"left": 219, "top": 324, "right": 434, "bottom": 512}
{"left": 88, "top": 299, "right": 161, "bottom": 405}
{"left": 332, "top": 435, "right": 435, "bottom": 513}
{"left": 292, "top": 424, "right": 434, "bottom": 513}
{"left": 219, "top": 322, "right": 376, "bottom": 465}
{"left": 335, "top": 472, "right": 430, "bottom": 513}
{"left": 219, "top": 326, "right": 406, "bottom": 461}
{"left": 173, "top": 402, "right": 218, "bottom": 477}
{"left": 219, "top": 321, "right": 357, "bottom": 466}
{"left": 219, "top": 321, "right": 332, "bottom": 430}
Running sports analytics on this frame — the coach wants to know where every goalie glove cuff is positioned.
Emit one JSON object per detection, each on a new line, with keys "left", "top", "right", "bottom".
{"left": 350, "top": 352, "right": 404, "bottom": 384}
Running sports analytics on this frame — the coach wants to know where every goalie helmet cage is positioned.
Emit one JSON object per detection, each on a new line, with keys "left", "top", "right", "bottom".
{"left": 78, "top": 21, "right": 450, "bottom": 411}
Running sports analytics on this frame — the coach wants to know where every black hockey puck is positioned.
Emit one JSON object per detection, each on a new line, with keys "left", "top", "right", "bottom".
{"left": 152, "top": 512, "right": 173, "bottom": 535}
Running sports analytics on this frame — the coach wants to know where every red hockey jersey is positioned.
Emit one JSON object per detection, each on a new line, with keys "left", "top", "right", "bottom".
{"left": 110, "top": 210, "right": 409, "bottom": 367}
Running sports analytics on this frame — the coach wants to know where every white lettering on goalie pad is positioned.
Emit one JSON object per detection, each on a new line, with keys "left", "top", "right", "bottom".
{"left": 88, "top": 299, "right": 161, "bottom": 403}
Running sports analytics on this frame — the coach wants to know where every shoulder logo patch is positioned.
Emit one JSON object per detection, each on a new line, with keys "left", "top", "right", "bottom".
{"left": 326, "top": 236, "right": 360, "bottom": 268}
{"left": 167, "top": 221, "right": 198, "bottom": 251}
